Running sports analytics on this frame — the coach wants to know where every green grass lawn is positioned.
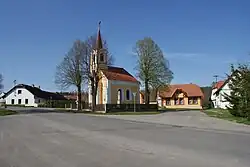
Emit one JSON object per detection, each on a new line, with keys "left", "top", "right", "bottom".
{"left": 0, "top": 109, "right": 18, "bottom": 116}
{"left": 204, "top": 109, "right": 250, "bottom": 125}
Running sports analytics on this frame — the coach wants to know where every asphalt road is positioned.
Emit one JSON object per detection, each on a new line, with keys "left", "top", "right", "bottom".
{"left": 0, "top": 112, "right": 250, "bottom": 167}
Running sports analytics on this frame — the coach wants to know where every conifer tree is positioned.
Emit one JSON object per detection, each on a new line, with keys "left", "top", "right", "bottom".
{"left": 224, "top": 64, "right": 250, "bottom": 119}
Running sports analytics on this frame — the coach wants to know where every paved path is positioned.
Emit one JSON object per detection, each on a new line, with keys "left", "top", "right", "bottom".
{"left": 0, "top": 112, "right": 250, "bottom": 167}
{"left": 99, "top": 111, "right": 250, "bottom": 133}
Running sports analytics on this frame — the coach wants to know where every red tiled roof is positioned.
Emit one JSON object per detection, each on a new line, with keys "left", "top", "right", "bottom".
{"left": 213, "top": 80, "right": 225, "bottom": 89}
{"left": 159, "top": 84, "right": 204, "bottom": 98}
{"left": 102, "top": 66, "right": 138, "bottom": 83}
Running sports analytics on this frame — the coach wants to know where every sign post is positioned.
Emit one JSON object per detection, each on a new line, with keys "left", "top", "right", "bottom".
{"left": 133, "top": 92, "right": 137, "bottom": 112}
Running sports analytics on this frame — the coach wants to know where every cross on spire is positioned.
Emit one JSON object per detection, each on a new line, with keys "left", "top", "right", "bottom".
{"left": 96, "top": 21, "right": 103, "bottom": 49}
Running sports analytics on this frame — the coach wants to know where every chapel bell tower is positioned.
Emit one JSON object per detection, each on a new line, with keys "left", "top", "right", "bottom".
{"left": 91, "top": 21, "right": 108, "bottom": 71}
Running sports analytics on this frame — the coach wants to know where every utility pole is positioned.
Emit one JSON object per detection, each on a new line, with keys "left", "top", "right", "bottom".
{"left": 133, "top": 92, "right": 137, "bottom": 112}
{"left": 13, "top": 80, "right": 17, "bottom": 96}
{"left": 213, "top": 75, "right": 219, "bottom": 83}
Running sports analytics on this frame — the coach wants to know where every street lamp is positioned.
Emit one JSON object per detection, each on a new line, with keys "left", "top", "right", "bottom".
{"left": 133, "top": 92, "right": 137, "bottom": 112}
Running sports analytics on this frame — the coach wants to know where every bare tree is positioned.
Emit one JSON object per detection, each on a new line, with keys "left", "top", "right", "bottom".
{"left": 55, "top": 30, "right": 113, "bottom": 111}
{"left": 55, "top": 40, "right": 85, "bottom": 111}
{"left": 134, "top": 37, "right": 173, "bottom": 104}
{"left": 0, "top": 74, "right": 3, "bottom": 93}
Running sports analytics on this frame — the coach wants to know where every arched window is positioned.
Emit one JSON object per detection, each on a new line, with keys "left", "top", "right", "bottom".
{"left": 126, "top": 89, "right": 130, "bottom": 100}
{"left": 117, "top": 89, "right": 122, "bottom": 104}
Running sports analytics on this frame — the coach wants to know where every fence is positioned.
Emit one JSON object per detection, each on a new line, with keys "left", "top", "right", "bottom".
{"left": 105, "top": 104, "right": 158, "bottom": 113}
{"left": 38, "top": 100, "right": 89, "bottom": 109}
{"left": 37, "top": 100, "right": 158, "bottom": 113}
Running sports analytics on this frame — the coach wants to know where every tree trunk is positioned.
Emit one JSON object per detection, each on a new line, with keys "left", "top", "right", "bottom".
{"left": 91, "top": 80, "right": 96, "bottom": 112}
{"left": 77, "top": 85, "right": 81, "bottom": 111}
{"left": 154, "top": 88, "right": 158, "bottom": 105}
{"left": 145, "top": 80, "right": 150, "bottom": 105}
{"left": 93, "top": 80, "right": 99, "bottom": 111}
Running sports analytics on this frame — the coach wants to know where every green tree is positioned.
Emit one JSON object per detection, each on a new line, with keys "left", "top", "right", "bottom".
{"left": 134, "top": 37, "right": 173, "bottom": 104}
{"left": 224, "top": 64, "right": 250, "bottom": 119}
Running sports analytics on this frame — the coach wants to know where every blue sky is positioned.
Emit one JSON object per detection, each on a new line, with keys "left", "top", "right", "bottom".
{"left": 0, "top": 0, "right": 249, "bottom": 92}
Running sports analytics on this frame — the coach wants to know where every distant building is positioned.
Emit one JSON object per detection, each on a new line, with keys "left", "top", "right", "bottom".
{"left": 210, "top": 70, "right": 239, "bottom": 109}
{"left": 61, "top": 92, "right": 88, "bottom": 102}
{"left": 2, "top": 84, "right": 66, "bottom": 107}
{"left": 139, "top": 90, "right": 158, "bottom": 104}
{"left": 157, "top": 84, "right": 204, "bottom": 109}
{"left": 210, "top": 80, "right": 227, "bottom": 109}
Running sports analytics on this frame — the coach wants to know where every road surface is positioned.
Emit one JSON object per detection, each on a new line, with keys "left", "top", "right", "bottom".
{"left": 0, "top": 112, "right": 250, "bottom": 167}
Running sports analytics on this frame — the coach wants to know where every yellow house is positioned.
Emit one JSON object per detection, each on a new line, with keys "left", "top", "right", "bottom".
{"left": 158, "top": 84, "right": 204, "bottom": 109}
{"left": 88, "top": 23, "right": 140, "bottom": 106}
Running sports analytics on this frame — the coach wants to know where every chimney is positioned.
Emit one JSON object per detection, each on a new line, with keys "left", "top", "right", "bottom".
{"left": 32, "top": 84, "right": 35, "bottom": 87}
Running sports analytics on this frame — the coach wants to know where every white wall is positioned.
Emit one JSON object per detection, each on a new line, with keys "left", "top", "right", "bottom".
{"left": 211, "top": 88, "right": 218, "bottom": 107}
{"left": 211, "top": 83, "right": 231, "bottom": 109}
{"left": 5, "top": 88, "right": 37, "bottom": 107}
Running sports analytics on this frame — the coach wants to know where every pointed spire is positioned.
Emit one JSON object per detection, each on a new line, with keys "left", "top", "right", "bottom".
{"left": 96, "top": 21, "right": 103, "bottom": 49}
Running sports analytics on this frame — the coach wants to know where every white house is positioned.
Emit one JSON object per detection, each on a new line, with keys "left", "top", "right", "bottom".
{"left": 210, "top": 70, "right": 239, "bottom": 109}
{"left": 2, "top": 84, "right": 66, "bottom": 107}
{"left": 211, "top": 80, "right": 231, "bottom": 109}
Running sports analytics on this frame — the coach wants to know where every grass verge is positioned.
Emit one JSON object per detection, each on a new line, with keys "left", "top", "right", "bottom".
{"left": 204, "top": 109, "right": 250, "bottom": 125}
{"left": 0, "top": 109, "right": 18, "bottom": 116}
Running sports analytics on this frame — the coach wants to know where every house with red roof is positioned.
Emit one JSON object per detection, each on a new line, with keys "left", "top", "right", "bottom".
{"left": 210, "top": 80, "right": 227, "bottom": 108}
{"left": 88, "top": 23, "right": 140, "bottom": 106}
{"left": 210, "top": 70, "right": 242, "bottom": 109}
{"left": 210, "top": 70, "right": 240, "bottom": 109}
{"left": 156, "top": 84, "right": 204, "bottom": 109}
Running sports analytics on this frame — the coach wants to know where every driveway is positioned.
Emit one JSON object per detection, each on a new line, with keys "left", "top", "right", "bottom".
{"left": 99, "top": 110, "right": 250, "bottom": 133}
{"left": 0, "top": 112, "right": 250, "bottom": 167}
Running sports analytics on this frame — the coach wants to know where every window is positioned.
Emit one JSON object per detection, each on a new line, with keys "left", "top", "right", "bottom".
{"left": 117, "top": 89, "right": 122, "bottom": 104}
{"left": 193, "top": 97, "right": 198, "bottom": 104}
{"left": 18, "top": 90, "right": 22, "bottom": 94}
{"left": 100, "top": 53, "right": 104, "bottom": 62}
{"left": 188, "top": 98, "right": 193, "bottom": 105}
{"left": 180, "top": 98, "right": 184, "bottom": 105}
{"left": 188, "top": 97, "right": 198, "bottom": 105}
{"left": 166, "top": 99, "right": 171, "bottom": 105}
{"left": 25, "top": 99, "right": 28, "bottom": 104}
{"left": 18, "top": 99, "right": 21, "bottom": 104}
{"left": 174, "top": 98, "right": 179, "bottom": 105}
{"left": 11, "top": 99, "right": 14, "bottom": 104}
{"left": 126, "top": 89, "right": 130, "bottom": 100}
